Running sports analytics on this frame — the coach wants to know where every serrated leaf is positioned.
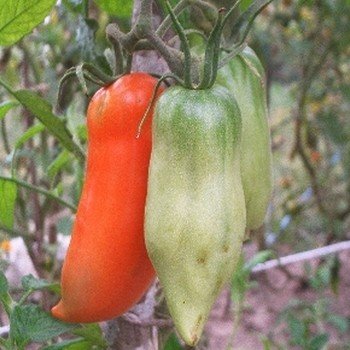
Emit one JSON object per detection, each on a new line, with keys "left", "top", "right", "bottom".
{"left": 0, "top": 0, "right": 56, "bottom": 46}
{"left": 21, "top": 274, "right": 60, "bottom": 293}
{"left": 0, "top": 100, "right": 19, "bottom": 120}
{"left": 93, "top": 0, "right": 133, "bottom": 17}
{"left": 41, "top": 338, "right": 91, "bottom": 350}
{"left": 308, "top": 333, "right": 328, "bottom": 350}
{"left": 10, "top": 304, "right": 76, "bottom": 347}
{"left": 0, "top": 178, "right": 17, "bottom": 229}
{"left": 73, "top": 323, "right": 107, "bottom": 348}
{"left": 15, "top": 123, "right": 45, "bottom": 149}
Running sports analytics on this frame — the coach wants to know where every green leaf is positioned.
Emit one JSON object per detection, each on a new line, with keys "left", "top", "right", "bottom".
{"left": 62, "top": 0, "right": 84, "bottom": 14}
{"left": 231, "top": 254, "right": 249, "bottom": 304}
{"left": 21, "top": 274, "right": 60, "bottom": 293}
{"left": 0, "top": 175, "right": 77, "bottom": 213}
{"left": 41, "top": 338, "right": 91, "bottom": 350}
{"left": 231, "top": 0, "right": 273, "bottom": 44}
{"left": 0, "top": 271, "right": 13, "bottom": 316}
{"left": 0, "top": 0, "right": 56, "bottom": 46}
{"left": 245, "top": 250, "right": 274, "bottom": 271}
{"left": 47, "top": 150, "right": 71, "bottom": 180}
{"left": 240, "top": 0, "right": 253, "bottom": 11}
{"left": 328, "top": 314, "right": 349, "bottom": 333}
{"left": 0, "top": 101, "right": 19, "bottom": 121}
{"left": 93, "top": 0, "right": 133, "bottom": 17}
{"left": 10, "top": 304, "right": 76, "bottom": 348}
{"left": 261, "top": 336, "right": 273, "bottom": 350}
{"left": 308, "top": 333, "right": 328, "bottom": 350}
{"left": 0, "top": 79, "right": 85, "bottom": 162}
{"left": 0, "top": 178, "right": 17, "bottom": 229}
{"left": 164, "top": 333, "right": 182, "bottom": 350}
{"left": 15, "top": 123, "right": 45, "bottom": 149}
{"left": 14, "top": 90, "right": 85, "bottom": 160}
{"left": 0, "top": 271, "right": 9, "bottom": 295}
{"left": 287, "top": 315, "right": 306, "bottom": 346}
{"left": 73, "top": 323, "right": 107, "bottom": 348}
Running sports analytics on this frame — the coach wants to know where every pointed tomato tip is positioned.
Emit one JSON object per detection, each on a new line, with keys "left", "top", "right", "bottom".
{"left": 177, "top": 324, "right": 200, "bottom": 347}
{"left": 51, "top": 300, "right": 65, "bottom": 321}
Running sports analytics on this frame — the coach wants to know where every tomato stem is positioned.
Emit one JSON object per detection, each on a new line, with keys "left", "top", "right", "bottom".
{"left": 136, "top": 73, "right": 184, "bottom": 139}
{"left": 198, "top": 9, "right": 223, "bottom": 89}
{"left": 101, "top": 0, "right": 274, "bottom": 90}
{"left": 165, "top": 1, "right": 193, "bottom": 89}
{"left": 107, "top": 29, "right": 124, "bottom": 75}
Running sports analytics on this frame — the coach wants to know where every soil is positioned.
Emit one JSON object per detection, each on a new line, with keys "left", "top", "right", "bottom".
{"left": 205, "top": 242, "right": 350, "bottom": 350}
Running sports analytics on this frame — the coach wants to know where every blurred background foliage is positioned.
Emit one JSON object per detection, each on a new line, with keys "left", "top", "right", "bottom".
{"left": 0, "top": 0, "right": 349, "bottom": 349}
{"left": 254, "top": 0, "right": 350, "bottom": 246}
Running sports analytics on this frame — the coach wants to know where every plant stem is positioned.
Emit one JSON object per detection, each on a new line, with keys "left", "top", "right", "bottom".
{"left": 18, "top": 289, "right": 33, "bottom": 306}
{"left": 145, "top": 31, "right": 184, "bottom": 76}
{"left": 0, "top": 176, "right": 77, "bottom": 212}
{"left": 165, "top": 1, "right": 193, "bottom": 87}
{"left": 19, "top": 42, "right": 41, "bottom": 84}
{"left": 156, "top": 0, "right": 190, "bottom": 37}
{"left": 107, "top": 31, "right": 124, "bottom": 76}
{"left": 0, "top": 118, "right": 10, "bottom": 154}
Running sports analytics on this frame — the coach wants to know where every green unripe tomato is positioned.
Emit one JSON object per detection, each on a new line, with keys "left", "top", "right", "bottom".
{"left": 217, "top": 47, "right": 273, "bottom": 231}
{"left": 145, "top": 85, "right": 246, "bottom": 346}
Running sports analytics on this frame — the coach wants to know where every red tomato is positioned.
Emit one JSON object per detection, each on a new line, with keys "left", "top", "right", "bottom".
{"left": 51, "top": 73, "right": 163, "bottom": 323}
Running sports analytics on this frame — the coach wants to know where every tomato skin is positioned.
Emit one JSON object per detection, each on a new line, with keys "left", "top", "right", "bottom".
{"left": 145, "top": 85, "right": 246, "bottom": 346}
{"left": 217, "top": 47, "right": 273, "bottom": 230}
{"left": 51, "top": 73, "right": 162, "bottom": 323}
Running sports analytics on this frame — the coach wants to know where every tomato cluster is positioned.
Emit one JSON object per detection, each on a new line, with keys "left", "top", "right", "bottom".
{"left": 52, "top": 48, "right": 272, "bottom": 347}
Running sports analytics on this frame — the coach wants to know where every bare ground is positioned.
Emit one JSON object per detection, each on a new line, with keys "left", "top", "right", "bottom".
{"left": 205, "top": 242, "right": 350, "bottom": 350}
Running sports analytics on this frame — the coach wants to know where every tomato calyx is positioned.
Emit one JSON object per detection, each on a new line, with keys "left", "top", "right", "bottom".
{"left": 56, "top": 63, "right": 116, "bottom": 113}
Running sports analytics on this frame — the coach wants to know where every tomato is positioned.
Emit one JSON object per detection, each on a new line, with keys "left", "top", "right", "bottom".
{"left": 217, "top": 47, "right": 273, "bottom": 230}
{"left": 145, "top": 85, "right": 246, "bottom": 346}
{"left": 51, "top": 73, "right": 163, "bottom": 323}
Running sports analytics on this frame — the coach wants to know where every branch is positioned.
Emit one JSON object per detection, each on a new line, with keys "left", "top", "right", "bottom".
{"left": 156, "top": 0, "right": 190, "bottom": 37}
{"left": 252, "top": 240, "right": 350, "bottom": 273}
{"left": 0, "top": 175, "right": 77, "bottom": 212}
{"left": 290, "top": 42, "right": 334, "bottom": 220}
